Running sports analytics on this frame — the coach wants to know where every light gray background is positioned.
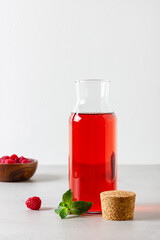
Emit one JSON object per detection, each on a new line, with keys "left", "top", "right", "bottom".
{"left": 0, "top": 0, "right": 160, "bottom": 165}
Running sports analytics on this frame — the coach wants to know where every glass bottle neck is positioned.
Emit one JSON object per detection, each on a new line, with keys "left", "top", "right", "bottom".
{"left": 73, "top": 79, "right": 113, "bottom": 114}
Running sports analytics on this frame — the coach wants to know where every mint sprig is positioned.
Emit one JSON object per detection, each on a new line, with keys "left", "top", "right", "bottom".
{"left": 55, "top": 189, "right": 92, "bottom": 219}
{"left": 62, "top": 189, "right": 73, "bottom": 207}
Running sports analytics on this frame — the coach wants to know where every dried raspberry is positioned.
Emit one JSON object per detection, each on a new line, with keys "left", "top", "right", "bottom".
{"left": 5, "top": 159, "right": 15, "bottom": 164}
{"left": 25, "top": 197, "right": 41, "bottom": 210}
{"left": 10, "top": 154, "right": 18, "bottom": 161}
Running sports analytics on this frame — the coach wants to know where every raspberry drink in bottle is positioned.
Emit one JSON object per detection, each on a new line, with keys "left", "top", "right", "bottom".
{"left": 69, "top": 80, "right": 117, "bottom": 212}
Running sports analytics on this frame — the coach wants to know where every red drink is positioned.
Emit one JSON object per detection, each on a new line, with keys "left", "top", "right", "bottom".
{"left": 69, "top": 112, "right": 117, "bottom": 212}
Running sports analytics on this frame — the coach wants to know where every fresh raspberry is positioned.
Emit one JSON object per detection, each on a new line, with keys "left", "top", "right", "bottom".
{"left": 10, "top": 154, "right": 18, "bottom": 161}
{"left": 25, "top": 197, "right": 41, "bottom": 210}
{"left": 0, "top": 159, "right": 6, "bottom": 163}
{"left": 18, "top": 156, "right": 25, "bottom": 163}
{"left": 0, "top": 155, "right": 32, "bottom": 164}
{"left": 1, "top": 156, "right": 9, "bottom": 160}
{"left": 21, "top": 159, "right": 31, "bottom": 164}
{"left": 5, "top": 159, "right": 15, "bottom": 164}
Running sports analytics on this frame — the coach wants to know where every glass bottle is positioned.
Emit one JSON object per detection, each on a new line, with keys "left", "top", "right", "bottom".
{"left": 69, "top": 79, "right": 117, "bottom": 212}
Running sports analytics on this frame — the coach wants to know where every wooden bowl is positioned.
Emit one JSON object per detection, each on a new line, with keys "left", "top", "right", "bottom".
{"left": 0, "top": 159, "right": 38, "bottom": 182}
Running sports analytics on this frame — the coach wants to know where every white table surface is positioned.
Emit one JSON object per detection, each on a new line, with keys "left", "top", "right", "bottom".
{"left": 0, "top": 165, "right": 160, "bottom": 240}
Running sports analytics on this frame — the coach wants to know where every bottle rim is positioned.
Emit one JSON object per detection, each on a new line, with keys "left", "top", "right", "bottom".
{"left": 75, "top": 79, "right": 110, "bottom": 83}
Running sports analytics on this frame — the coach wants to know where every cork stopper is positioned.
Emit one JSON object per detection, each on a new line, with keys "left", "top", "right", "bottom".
{"left": 100, "top": 190, "right": 136, "bottom": 221}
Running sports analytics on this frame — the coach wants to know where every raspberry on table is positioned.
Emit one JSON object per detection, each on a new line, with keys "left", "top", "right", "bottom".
{"left": 25, "top": 197, "right": 42, "bottom": 210}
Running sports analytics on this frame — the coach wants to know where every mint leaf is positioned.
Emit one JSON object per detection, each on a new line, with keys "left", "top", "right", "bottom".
{"left": 62, "top": 189, "right": 73, "bottom": 207}
{"left": 59, "top": 202, "right": 68, "bottom": 207}
{"left": 70, "top": 201, "right": 93, "bottom": 215}
{"left": 55, "top": 202, "right": 68, "bottom": 214}
{"left": 55, "top": 189, "right": 92, "bottom": 219}
{"left": 59, "top": 207, "right": 69, "bottom": 219}
{"left": 55, "top": 206, "right": 63, "bottom": 214}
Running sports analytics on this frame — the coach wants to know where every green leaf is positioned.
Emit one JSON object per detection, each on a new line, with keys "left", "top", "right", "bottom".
{"left": 59, "top": 207, "right": 69, "bottom": 219}
{"left": 55, "top": 202, "right": 68, "bottom": 214}
{"left": 55, "top": 189, "right": 92, "bottom": 219}
{"left": 55, "top": 206, "right": 63, "bottom": 214}
{"left": 62, "top": 189, "right": 73, "bottom": 207}
{"left": 59, "top": 202, "right": 67, "bottom": 207}
{"left": 70, "top": 201, "right": 93, "bottom": 215}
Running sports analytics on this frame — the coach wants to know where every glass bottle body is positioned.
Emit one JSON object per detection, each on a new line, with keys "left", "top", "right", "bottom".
{"left": 69, "top": 80, "right": 117, "bottom": 212}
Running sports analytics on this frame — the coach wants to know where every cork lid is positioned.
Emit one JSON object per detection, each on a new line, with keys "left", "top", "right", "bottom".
{"left": 100, "top": 190, "right": 136, "bottom": 198}
{"left": 100, "top": 190, "right": 136, "bottom": 221}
